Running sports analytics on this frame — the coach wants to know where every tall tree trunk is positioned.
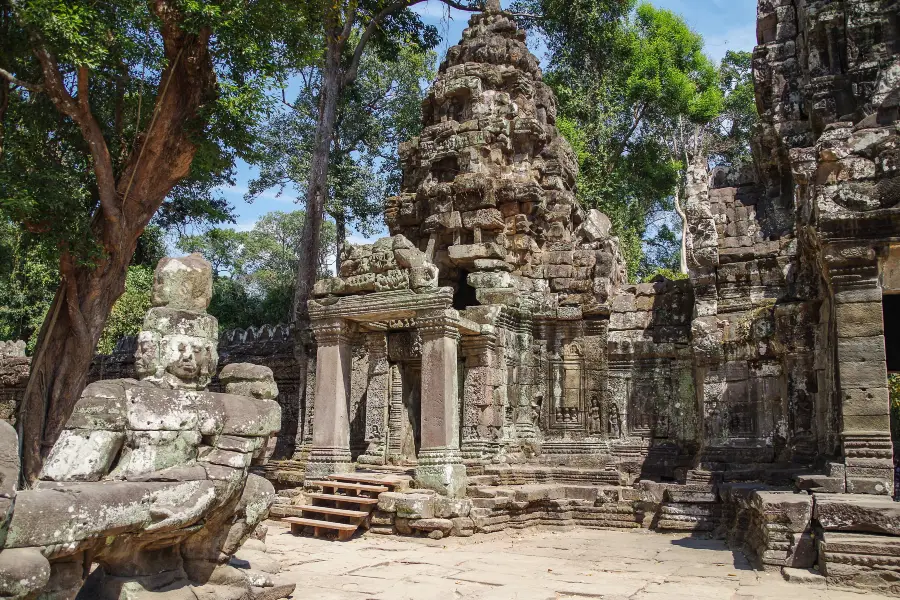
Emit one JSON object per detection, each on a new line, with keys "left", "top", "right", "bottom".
{"left": 673, "top": 187, "right": 688, "bottom": 274}
{"left": 292, "top": 37, "right": 343, "bottom": 344}
{"left": 16, "top": 5, "right": 215, "bottom": 483}
{"left": 335, "top": 210, "right": 346, "bottom": 274}
{"left": 290, "top": 36, "right": 344, "bottom": 461}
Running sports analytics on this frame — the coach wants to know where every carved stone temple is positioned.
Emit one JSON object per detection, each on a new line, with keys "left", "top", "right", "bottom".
{"left": 288, "top": 1, "right": 900, "bottom": 593}
{"left": 1, "top": 0, "right": 900, "bottom": 596}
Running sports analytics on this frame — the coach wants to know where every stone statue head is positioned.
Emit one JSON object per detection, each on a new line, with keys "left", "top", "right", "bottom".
{"left": 161, "top": 333, "right": 217, "bottom": 389}
{"left": 134, "top": 330, "right": 161, "bottom": 380}
{"left": 135, "top": 254, "right": 219, "bottom": 390}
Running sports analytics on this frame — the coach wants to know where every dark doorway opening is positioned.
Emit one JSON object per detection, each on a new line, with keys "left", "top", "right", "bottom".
{"left": 453, "top": 269, "right": 480, "bottom": 310}
{"left": 884, "top": 295, "right": 900, "bottom": 371}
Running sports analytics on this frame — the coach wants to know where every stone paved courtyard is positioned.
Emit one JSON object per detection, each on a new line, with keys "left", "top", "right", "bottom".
{"left": 264, "top": 522, "right": 888, "bottom": 600}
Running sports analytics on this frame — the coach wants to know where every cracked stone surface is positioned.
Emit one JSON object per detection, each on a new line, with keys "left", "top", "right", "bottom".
{"left": 264, "top": 521, "right": 886, "bottom": 600}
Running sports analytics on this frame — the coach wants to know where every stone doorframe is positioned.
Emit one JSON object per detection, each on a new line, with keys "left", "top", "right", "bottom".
{"left": 827, "top": 241, "right": 894, "bottom": 495}
{"left": 305, "top": 288, "right": 481, "bottom": 497}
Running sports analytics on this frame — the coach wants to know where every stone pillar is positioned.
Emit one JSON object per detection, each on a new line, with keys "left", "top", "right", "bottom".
{"left": 387, "top": 364, "right": 404, "bottom": 464}
{"left": 359, "top": 332, "right": 389, "bottom": 465}
{"left": 460, "top": 329, "right": 498, "bottom": 461}
{"left": 829, "top": 250, "right": 893, "bottom": 495}
{"left": 415, "top": 310, "right": 466, "bottom": 496}
{"left": 305, "top": 318, "right": 355, "bottom": 479}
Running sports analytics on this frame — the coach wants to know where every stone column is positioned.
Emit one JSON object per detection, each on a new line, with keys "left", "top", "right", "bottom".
{"left": 359, "top": 332, "right": 389, "bottom": 465}
{"left": 387, "top": 364, "right": 404, "bottom": 464}
{"left": 460, "top": 329, "right": 498, "bottom": 462}
{"left": 829, "top": 250, "right": 893, "bottom": 495}
{"left": 305, "top": 318, "right": 355, "bottom": 479}
{"left": 415, "top": 310, "right": 466, "bottom": 496}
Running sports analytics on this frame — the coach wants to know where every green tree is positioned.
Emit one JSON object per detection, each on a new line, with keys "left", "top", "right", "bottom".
{"left": 248, "top": 45, "right": 435, "bottom": 261}
{"left": 709, "top": 50, "right": 758, "bottom": 168}
{"left": 0, "top": 220, "right": 56, "bottom": 347}
{"left": 514, "top": 0, "right": 726, "bottom": 280}
{"left": 96, "top": 265, "right": 154, "bottom": 354}
{"left": 287, "top": 0, "right": 483, "bottom": 416}
{"left": 0, "top": 0, "right": 317, "bottom": 482}
{"left": 177, "top": 210, "right": 334, "bottom": 330}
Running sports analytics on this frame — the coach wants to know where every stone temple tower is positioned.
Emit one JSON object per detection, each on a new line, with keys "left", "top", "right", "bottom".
{"left": 386, "top": 4, "right": 626, "bottom": 314}
{"left": 306, "top": 3, "right": 628, "bottom": 495}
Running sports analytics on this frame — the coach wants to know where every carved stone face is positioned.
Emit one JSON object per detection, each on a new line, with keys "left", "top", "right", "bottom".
{"left": 160, "top": 334, "right": 217, "bottom": 389}
{"left": 134, "top": 331, "right": 161, "bottom": 380}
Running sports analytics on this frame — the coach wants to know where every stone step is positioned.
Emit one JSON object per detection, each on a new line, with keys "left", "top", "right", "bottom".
{"left": 296, "top": 505, "right": 370, "bottom": 519}
{"left": 284, "top": 516, "right": 359, "bottom": 531}
{"left": 285, "top": 516, "right": 359, "bottom": 540}
{"left": 794, "top": 474, "right": 844, "bottom": 493}
{"left": 781, "top": 567, "right": 825, "bottom": 588}
{"left": 307, "top": 480, "right": 389, "bottom": 493}
{"left": 307, "top": 492, "right": 380, "bottom": 505}
{"left": 328, "top": 473, "right": 406, "bottom": 488}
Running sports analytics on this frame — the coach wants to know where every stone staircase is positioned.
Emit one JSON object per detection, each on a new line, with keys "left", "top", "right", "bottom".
{"left": 284, "top": 473, "right": 405, "bottom": 541}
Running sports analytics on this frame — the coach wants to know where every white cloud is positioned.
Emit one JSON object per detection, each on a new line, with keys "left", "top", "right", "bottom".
{"left": 216, "top": 184, "right": 297, "bottom": 204}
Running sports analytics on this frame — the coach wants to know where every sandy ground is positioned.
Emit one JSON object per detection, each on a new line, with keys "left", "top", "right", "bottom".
{"left": 262, "top": 520, "right": 886, "bottom": 600}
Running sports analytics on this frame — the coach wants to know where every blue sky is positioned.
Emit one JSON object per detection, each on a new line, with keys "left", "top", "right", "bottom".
{"left": 214, "top": 0, "right": 758, "bottom": 244}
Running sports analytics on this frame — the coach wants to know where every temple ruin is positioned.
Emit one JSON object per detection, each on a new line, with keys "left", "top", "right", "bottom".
{"left": 0, "top": 0, "right": 899, "bottom": 596}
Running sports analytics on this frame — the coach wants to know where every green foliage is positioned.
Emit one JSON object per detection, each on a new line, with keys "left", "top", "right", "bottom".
{"left": 247, "top": 45, "right": 435, "bottom": 243}
{"left": 890, "top": 373, "right": 900, "bottom": 460}
{"left": 96, "top": 265, "right": 153, "bottom": 354}
{"left": 177, "top": 210, "right": 335, "bottom": 330}
{"left": 0, "top": 0, "right": 319, "bottom": 263}
{"left": 518, "top": 0, "right": 730, "bottom": 281}
{"left": 709, "top": 50, "right": 758, "bottom": 167}
{"left": 0, "top": 220, "right": 57, "bottom": 348}
{"left": 641, "top": 267, "right": 688, "bottom": 283}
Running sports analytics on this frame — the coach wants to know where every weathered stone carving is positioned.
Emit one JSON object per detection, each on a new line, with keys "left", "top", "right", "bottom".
{"left": 19, "top": 0, "right": 899, "bottom": 595}
{"left": 0, "top": 255, "right": 291, "bottom": 600}
{"left": 0, "top": 342, "right": 27, "bottom": 425}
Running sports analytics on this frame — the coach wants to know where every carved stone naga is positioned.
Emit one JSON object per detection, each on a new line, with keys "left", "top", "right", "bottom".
{"left": 0, "top": 254, "right": 293, "bottom": 600}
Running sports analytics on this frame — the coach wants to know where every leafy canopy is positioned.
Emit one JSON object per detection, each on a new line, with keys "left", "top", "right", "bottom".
{"left": 247, "top": 45, "right": 435, "bottom": 243}
{"left": 515, "top": 0, "right": 727, "bottom": 280}
{"left": 177, "top": 210, "right": 335, "bottom": 330}
{"left": 0, "top": 0, "right": 318, "bottom": 259}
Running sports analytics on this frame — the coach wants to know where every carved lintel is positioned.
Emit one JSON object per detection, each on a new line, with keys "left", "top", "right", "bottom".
{"left": 311, "top": 318, "right": 355, "bottom": 346}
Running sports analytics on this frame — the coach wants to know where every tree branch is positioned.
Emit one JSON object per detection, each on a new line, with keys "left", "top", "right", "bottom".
{"left": 29, "top": 39, "right": 120, "bottom": 232}
{"left": 606, "top": 102, "right": 647, "bottom": 176}
{"left": 344, "top": 0, "right": 483, "bottom": 88}
{"left": 281, "top": 88, "right": 300, "bottom": 111}
{"left": 0, "top": 67, "right": 43, "bottom": 92}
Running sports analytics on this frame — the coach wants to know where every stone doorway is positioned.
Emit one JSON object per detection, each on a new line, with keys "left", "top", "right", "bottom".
{"left": 397, "top": 363, "right": 422, "bottom": 465}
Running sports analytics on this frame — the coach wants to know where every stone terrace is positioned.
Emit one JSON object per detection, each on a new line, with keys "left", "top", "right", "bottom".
{"left": 263, "top": 522, "right": 887, "bottom": 600}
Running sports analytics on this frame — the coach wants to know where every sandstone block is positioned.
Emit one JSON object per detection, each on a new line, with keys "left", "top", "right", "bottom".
{"left": 835, "top": 302, "right": 884, "bottom": 338}
{"left": 814, "top": 493, "right": 900, "bottom": 534}
{"left": 151, "top": 254, "right": 213, "bottom": 310}
{"left": 410, "top": 517, "right": 452, "bottom": 532}
{"left": 751, "top": 491, "right": 813, "bottom": 532}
